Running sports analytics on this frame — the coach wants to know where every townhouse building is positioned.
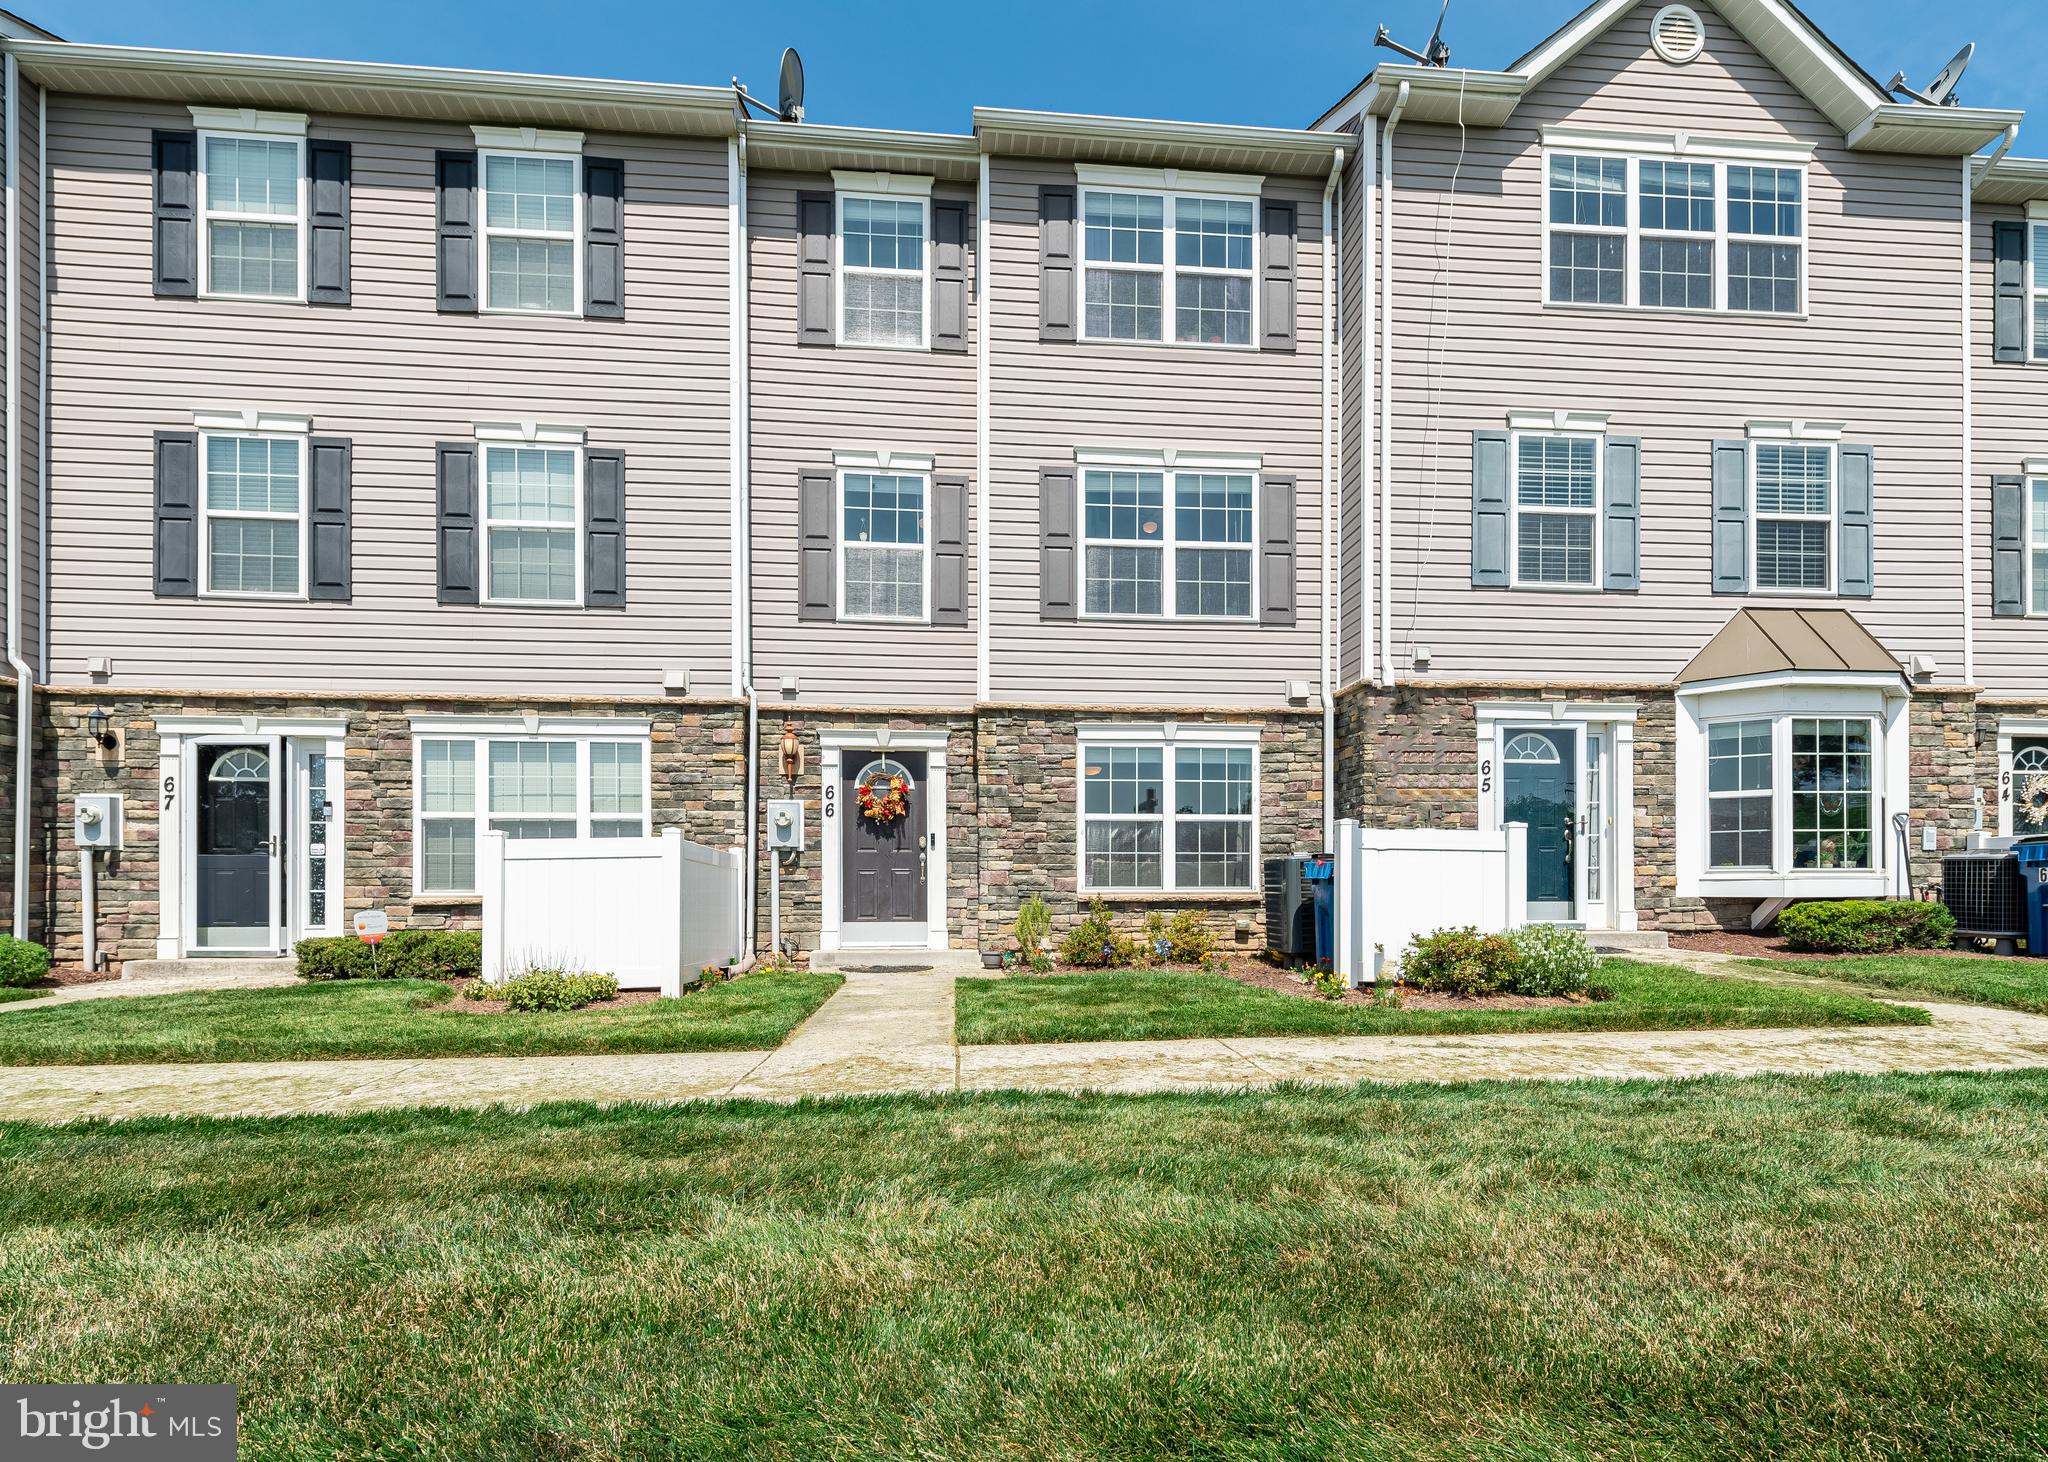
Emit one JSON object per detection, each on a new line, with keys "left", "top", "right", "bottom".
{"left": 0, "top": 0, "right": 2041, "bottom": 972}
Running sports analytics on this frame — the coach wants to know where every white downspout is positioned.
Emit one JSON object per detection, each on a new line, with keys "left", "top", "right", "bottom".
{"left": 5, "top": 51, "right": 32, "bottom": 939}
{"left": 1961, "top": 129, "right": 2014, "bottom": 690}
{"left": 1321, "top": 148, "right": 1342, "bottom": 853}
{"left": 35, "top": 82, "right": 44, "bottom": 685}
{"left": 729, "top": 128, "right": 759, "bottom": 959}
{"left": 1378, "top": 83, "right": 1408, "bottom": 690}
{"left": 975, "top": 151, "right": 991, "bottom": 706}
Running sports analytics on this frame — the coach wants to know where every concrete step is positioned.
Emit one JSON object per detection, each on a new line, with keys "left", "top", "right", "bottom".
{"left": 123, "top": 957, "right": 299, "bottom": 980}
{"left": 1585, "top": 930, "right": 1671, "bottom": 952}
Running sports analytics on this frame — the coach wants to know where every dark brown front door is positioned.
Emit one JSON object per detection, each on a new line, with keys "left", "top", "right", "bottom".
{"left": 843, "top": 751, "right": 927, "bottom": 926}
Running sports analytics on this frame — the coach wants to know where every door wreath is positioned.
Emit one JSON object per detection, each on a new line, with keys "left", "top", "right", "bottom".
{"left": 856, "top": 766, "right": 911, "bottom": 825}
{"left": 2020, "top": 772, "right": 2048, "bottom": 831}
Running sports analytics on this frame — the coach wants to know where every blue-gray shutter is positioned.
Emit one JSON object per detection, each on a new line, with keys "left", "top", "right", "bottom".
{"left": 1602, "top": 436, "right": 1641, "bottom": 592}
{"left": 306, "top": 139, "right": 351, "bottom": 305}
{"left": 1994, "top": 219, "right": 2027, "bottom": 364}
{"left": 1040, "top": 465, "right": 1077, "bottom": 618}
{"left": 1993, "top": 476, "right": 2027, "bottom": 617}
{"left": 1039, "top": 185, "right": 1077, "bottom": 342}
{"left": 932, "top": 474, "right": 968, "bottom": 623}
{"left": 151, "top": 130, "right": 198, "bottom": 298}
{"left": 1471, "top": 431, "right": 1510, "bottom": 587}
{"left": 931, "top": 200, "right": 969, "bottom": 353}
{"left": 153, "top": 431, "right": 198, "bottom": 597}
{"left": 583, "top": 157, "right": 625, "bottom": 320}
{"left": 435, "top": 150, "right": 479, "bottom": 314}
{"left": 1836, "top": 443, "right": 1875, "bottom": 599}
{"left": 435, "top": 444, "right": 480, "bottom": 604}
{"left": 1711, "top": 440, "right": 1751, "bottom": 594}
{"left": 583, "top": 449, "right": 626, "bottom": 607}
{"left": 797, "top": 192, "right": 834, "bottom": 346}
{"left": 1260, "top": 198, "right": 1297, "bottom": 353}
{"left": 1260, "top": 475, "right": 1297, "bottom": 624}
{"left": 798, "top": 466, "right": 836, "bottom": 620}
{"left": 307, "top": 437, "right": 352, "bottom": 601}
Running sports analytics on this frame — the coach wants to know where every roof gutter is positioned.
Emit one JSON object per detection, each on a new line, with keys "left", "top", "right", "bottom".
{"left": 4, "top": 49, "right": 30, "bottom": 937}
{"left": 1972, "top": 123, "right": 2022, "bottom": 196}
{"left": 1379, "top": 81, "right": 1409, "bottom": 690}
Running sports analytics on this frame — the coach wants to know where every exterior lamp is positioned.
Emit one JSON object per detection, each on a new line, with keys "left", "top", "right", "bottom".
{"left": 84, "top": 708, "right": 116, "bottom": 751}
{"left": 779, "top": 721, "right": 805, "bottom": 785}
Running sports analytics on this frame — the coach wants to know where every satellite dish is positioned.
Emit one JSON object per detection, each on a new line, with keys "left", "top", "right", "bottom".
{"left": 1374, "top": 0, "right": 1452, "bottom": 67}
{"left": 1887, "top": 41, "right": 1974, "bottom": 108}
{"left": 778, "top": 47, "right": 805, "bottom": 123}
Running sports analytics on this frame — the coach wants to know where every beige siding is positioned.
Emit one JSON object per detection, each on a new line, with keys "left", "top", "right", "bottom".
{"left": 1381, "top": 0, "right": 1967, "bottom": 687}
{"left": 986, "top": 157, "right": 1330, "bottom": 708}
{"left": 746, "top": 171, "right": 978, "bottom": 708}
{"left": 43, "top": 96, "right": 733, "bottom": 696}
{"left": 1971, "top": 206, "right": 2048, "bottom": 697}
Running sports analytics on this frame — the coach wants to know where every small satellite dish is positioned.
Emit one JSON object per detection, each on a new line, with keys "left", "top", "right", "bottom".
{"left": 1887, "top": 41, "right": 1974, "bottom": 108}
{"left": 778, "top": 47, "right": 805, "bottom": 123}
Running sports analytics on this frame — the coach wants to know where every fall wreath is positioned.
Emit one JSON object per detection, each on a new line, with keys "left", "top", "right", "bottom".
{"left": 856, "top": 769, "right": 910, "bottom": 825}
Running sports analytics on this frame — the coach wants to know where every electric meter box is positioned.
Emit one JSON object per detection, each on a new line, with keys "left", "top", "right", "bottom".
{"left": 766, "top": 799, "right": 805, "bottom": 852}
{"left": 75, "top": 794, "right": 123, "bottom": 851}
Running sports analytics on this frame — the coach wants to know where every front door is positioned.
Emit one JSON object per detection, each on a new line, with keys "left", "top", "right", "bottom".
{"left": 841, "top": 751, "right": 928, "bottom": 944}
{"left": 193, "top": 741, "right": 282, "bottom": 951}
{"left": 1504, "top": 728, "right": 1577, "bottom": 922}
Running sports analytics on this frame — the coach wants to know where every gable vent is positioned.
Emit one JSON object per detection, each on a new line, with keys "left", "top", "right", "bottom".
{"left": 1651, "top": 4, "right": 1705, "bottom": 64}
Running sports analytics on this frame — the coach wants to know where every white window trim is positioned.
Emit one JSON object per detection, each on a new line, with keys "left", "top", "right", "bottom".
{"left": 1701, "top": 712, "right": 1880, "bottom": 877}
{"left": 1074, "top": 726, "right": 1262, "bottom": 894}
{"left": 195, "top": 127, "right": 309, "bottom": 303}
{"left": 834, "top": 188, "right": 931, "bottom": 351}
{"left": 480, "top": 440, "right": 585, "bottom": 607}
{"left": 477, "top": 146, "right": 584, "bottom": 316}
{"left": 1702, "top": 715, "right": 1777, "bottom": 872}
{"left": 835, "top": 465, "right": 933, "bottom": 625}
{"left": 1997, "top": 718, "right": 2048, "bottom": 836}
{"left": 1077, "top": 183, "right": 1261, "bottom": 350}
{"left": 410, "top": 728, "right": 652, "bottom": 898}
{"left": 197, "top": 428, "right": 310, "bottom": 601}
{"left": 1508, "top": 428, "right": 1605, "bottom": 592}
{"left": 2027, "top": 203, "right": 2048, "bottom": 363}
{"left": 1077, "top": 465, "right": 1261, "bottom": 624}
{"left": 1751, "top": 440, "right": 1837, "bottom": 596}
{"left": 2027, "top": 474, "right": 2048, "bottom": 617}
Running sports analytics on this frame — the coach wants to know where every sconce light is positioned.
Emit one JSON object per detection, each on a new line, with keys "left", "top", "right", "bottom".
{"left": 779, "top": 721, "right": 805, "bottom": 784}
{"left": 84, "top": 708, "right": 116, "bottom": 751}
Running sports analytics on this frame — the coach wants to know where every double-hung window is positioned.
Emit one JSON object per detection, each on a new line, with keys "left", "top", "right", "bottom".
{"left": 1081, "top": 179, "right": 1257, "bottom": 346}
{"left": 199, "top": 130, "right": 305, "bottom": 300}
{"left": 840, "top": 470, "right": 929, "bottom": 621}
{"left": 484, "top": 445, "right": 581, "bottom": 605}
{"left": 1081, "top": 467, "right": 1255, "bottom": 619}
{"left": 1753, "top": 443, "right": 1833, "bottom": 592}
{"left": 1546, "top": 155, "right": 1627, "bottom": 306}
{"left": 839, "top": 193, "right": 928, "bottom": 348}
{"left": 200, "top": 431, "right": 305, "bottom": 597}
{"left": 1079, "top": 733, "right": 1257, "bottom": 892}
{"left": 2030, "top": 477, "right": 2048, "bottom": 614}
{"left": 1704, "top": 715, "right": 1874, "bottom": 874}
{"left": 1512, "top": 433, "right": 1601, "bottom": 587}
{"left": 480, "top": 150, "right": 580, "bottom": 313}
{"left": 414, "top": 733, "right": 649, "bottom": 894}
{"left": 1726, "top": 166, "right": 1803, "bottom": 314}
{"left": 1637, "top": 161, "right": 1714, "bottom": 309}
{"left": 2031, "top": 220, "right": 2048, "bottom": 361}
{"left": 1706, "top": 719, "right": 1773, "bottom": 869}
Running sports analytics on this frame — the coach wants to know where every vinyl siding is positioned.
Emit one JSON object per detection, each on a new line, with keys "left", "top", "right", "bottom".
{"left": 746, "top": 171, "right": 977, "bottom": 708}
{"left": 1378, "top": 0, "right": 1966, "bottom": 686}
{"left": 42, "top": 96, "right": 732, "bottom": 696}
{"left": 986, "top": 157, "right": 1329, "bottom": 708}
{"left": 1971, "top": 205, "right": 2048, "bottom": 697}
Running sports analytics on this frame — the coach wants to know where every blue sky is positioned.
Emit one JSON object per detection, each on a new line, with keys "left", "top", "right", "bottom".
{"left": 19, "top": 0, "right": 2045, "bottom": 144}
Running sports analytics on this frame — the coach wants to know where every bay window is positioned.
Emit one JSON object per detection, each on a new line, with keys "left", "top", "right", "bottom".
{"left": 413, "top": 732, "right": 649, "bottom": 894}
{"left": 1081, "top": 467, "right": 1255, "bottom": 619}
{"left": 1081, "top": 180, "right": 1257, "bottom": 346}
{"left": 1700, "top": 713, "right": 1879, "bottom": 877}
{"left": 1079, "top": 731, "right": 1258, "bottom": 892}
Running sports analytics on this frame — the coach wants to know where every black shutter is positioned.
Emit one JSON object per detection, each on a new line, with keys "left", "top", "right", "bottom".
{"left": 435, "top": 444, "right": 480, "bottom": 604}
{"left": 932, "top": 475, "right": 968, "bottom": 623}
{"left": 1039, "top": 465, "right": 1077, "bottom": 618}
{"left": 1603, "top": 436, "right": 1641, "bottom": 592}
{"left": 1260, "top": 198, "right": 1297, "bottom": 352}
{"left": 1836, "top": 444, "right": 1875, "bottom": 599}
{"left": 435, "top": 150, "right": 479, "bottom": 314}
{"left": 1994, "top": 219, "right": 2027, "bottom": 364}
{"left": 931, "top": 199, "right": 969, "bottom": 353}
{"left": 1259, "top": 474, "right": 1297, "bottom": 625}
{"left": 306, "top": 139, "right": 351, "bottom": 305}
{"left": 151, "top": 130, "right": 198, "bottom": 298}
{"left": 1993, "top": 476, "right": 2027, "bottom": 617}
{"left": 1039, "top": 184, "right": 1077, "bottom": 342}
{"left": 1471, "top": 431, "right": 1510, "bottom": 587}
{"left": 1711, "top": 440, "right": 1751, "bottom": 594}
{"left": 584, "top": 157, "right": 625, "bottom": 319}
{"left": 798, "top": 466, "right": 836, "bottom": 620}
{"left": 307, "top": 437, "right": 352, "bottom": 601}
{"left": 584, "top": 448, "right": 626, "bottom": 607}
{"left": 797, "top": 192, "right": 834, "bottom": 346}
{"left": 153, "top": 431, "right": 199, "bottom": 596}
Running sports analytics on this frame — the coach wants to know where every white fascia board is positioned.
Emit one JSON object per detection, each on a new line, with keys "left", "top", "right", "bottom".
{"left": 1675, "top": 670, "right": 1908, "bottom": 701}
{"left": 1074, "top": 446, "right": 1264, "bottom": 471}
{"left": 2024, "top": 458, "right": 2048, "bottom": 477}
{"left": 1507, "top": 409, "right": 1612, "bottom": 434}
{"left": 190, "top": 106, "right": 307, "bottom": 136}
{"left": 1540, "top": 124, "right": 1814, "bottom": 164}
{"left": 1076, "top": 722, "right": 1263, "bottom": 746}
{"left": 473, "top": 125, "right": 584, "bottom": 154}
{"left": 1745, "top": 418, "right": 1845, "bottom": 442}
{"left": 193, "top": 408, "right": 312, "bottom": 434}
{"left": 409, "top": 715, "right": 652, "bottom": 736}
{"left": 1074, "top": 162, "right": 1264, "bottom": 197}
{"left": 833, "top": 448, "right": 935, "bottom": 472}
{"left": 474, "top": 420, "right": 586, "bottom": 445}
{"left": 830, "top": 169, "right": 935, "bottom": 197}
{"left": 1475, "top": 700, "right": 1640, "bottom": 725}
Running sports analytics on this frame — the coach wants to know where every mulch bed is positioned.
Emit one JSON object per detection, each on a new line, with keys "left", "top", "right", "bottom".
{"left": 440, "top": 977, "right": 672, "bottom": 1015}
{"left": 44, "top": 964, "right": 121, "bottom": 988}
{"left": 1671, "top": 931, "right": 2003, "bottom": 961}
{"left": 1026, "top": 955, "right": 1593, "bottom": 1011}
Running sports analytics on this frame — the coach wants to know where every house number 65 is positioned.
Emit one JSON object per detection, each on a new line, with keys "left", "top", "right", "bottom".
{"left": 1478, "top": 758, "right": 1494, "bottom": 796}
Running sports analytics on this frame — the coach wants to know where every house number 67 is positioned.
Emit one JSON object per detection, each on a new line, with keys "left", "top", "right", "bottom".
{"left": 161, "top": 775, "right": 176, "bottom": 813}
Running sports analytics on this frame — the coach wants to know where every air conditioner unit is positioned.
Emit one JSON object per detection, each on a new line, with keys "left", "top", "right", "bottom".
{"left": 1942, "top": 850, "right": 2026, "bottom": 949}
{"left": 1264, "top": 854, "right": 1332, "bottom": 960}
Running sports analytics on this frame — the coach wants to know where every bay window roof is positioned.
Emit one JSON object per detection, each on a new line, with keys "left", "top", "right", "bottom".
{"left": 1676, "top": 608, "right": 1905, "bottom": 688}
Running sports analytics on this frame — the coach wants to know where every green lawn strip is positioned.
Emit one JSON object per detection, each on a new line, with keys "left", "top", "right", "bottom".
{"left": 1745, "top": 953, "right": 2048, "bottom": 1015}
{"left": 0, "top": 987, "right": 46, "bottom": 1005}
{"left": 956, "top": 957, "right": 1920, "bottom": 1045}
{"left": 4, "top": 1073, "right": 2048, "bottom": 1459}
{"left": 0, "top": 971, "right": 842, "bottom": 1066}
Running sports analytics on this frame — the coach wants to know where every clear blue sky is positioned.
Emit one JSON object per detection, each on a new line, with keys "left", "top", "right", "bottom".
{"left": 19, "top": 0, "right": 2045, "bottom": 144}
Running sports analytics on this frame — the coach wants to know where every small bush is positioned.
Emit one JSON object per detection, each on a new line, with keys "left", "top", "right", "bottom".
{"left": 486, "top": 968, "right": 621, "bottom": 1013}
{"left": 0, "top": 935, "right": 51, "bottom": 988}
{"left": 1142, "top": 909, "right": 1217, "bottom": 967}
{"left": 295, "top": 930, "right": 483, "bottom": 981}
{"left": 1303, "top": 965, "right": 1347, "bottom": 1001}
{"left": 1013, "top": 895, "right": 1052, "bottom": 959}
{"left": 1059, "top": 901, "right": 1142, "bottom": 969}
{"left": 1400, "top": 927, "right": 1522, "bottom": 997}
{"left": 1506, "top": 924, "right": 1600, "bottom": 997}
{"left": 1777, "top": 900, "right": 1958, "bottom": 954}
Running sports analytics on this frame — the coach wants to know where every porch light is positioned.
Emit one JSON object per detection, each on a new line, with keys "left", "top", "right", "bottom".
{"left": 83, "top": 708, "right": 116, "bottom": 751}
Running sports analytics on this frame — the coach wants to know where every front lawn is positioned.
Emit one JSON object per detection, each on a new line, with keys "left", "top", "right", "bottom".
{"left": 6, "top": 1074, "right": 2048, "bottom": 1458}
{"left": 956, "top": 958, "right": 1919, "bottom": 1045}
{"left": 1748, "top": 953, "right": 2048, "bottom": 1015}
{"left": 0, "top": 971, "right": 842, "bottom": 1065}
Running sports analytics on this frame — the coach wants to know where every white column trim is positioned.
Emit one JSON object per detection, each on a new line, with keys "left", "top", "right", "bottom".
{"left": 155, "top": 733, "right": 185, "bottom": 959}
{"left": 819, "top": 745, "right": 843, "bottom": 950}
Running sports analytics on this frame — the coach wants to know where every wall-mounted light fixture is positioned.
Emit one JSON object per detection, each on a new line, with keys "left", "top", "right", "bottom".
{"left": 83, "top": 708, "right": 117, "bottom": 751}
{"left": 779, "top": 721, "right": 805, "bottom": 785}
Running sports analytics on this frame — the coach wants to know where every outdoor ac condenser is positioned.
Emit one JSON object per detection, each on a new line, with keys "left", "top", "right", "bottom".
{"left": 1263, "top": 855, "right": 1329, "bottom": 960}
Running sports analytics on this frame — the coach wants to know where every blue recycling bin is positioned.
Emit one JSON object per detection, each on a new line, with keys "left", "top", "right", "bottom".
{"left": 1302, "top": 855, "right": 1335, "bottom": 967}
{"left": 2016, "top": 839, "right": 2048, "bottom": 958}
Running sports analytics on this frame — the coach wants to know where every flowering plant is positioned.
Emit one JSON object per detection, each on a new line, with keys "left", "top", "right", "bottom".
{"left": 856, "top": 772, "right": 910, "bottom": 824}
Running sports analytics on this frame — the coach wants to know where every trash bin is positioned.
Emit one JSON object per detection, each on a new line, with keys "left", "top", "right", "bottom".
{"left": 2017, "top": 839, "right": 2048, "bottom": 959}
{"left": 1301, "top": 855, "right": 1335, "bottom": 967}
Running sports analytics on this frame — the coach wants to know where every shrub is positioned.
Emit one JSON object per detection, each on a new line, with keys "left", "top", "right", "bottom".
{"left": 295, "top": 930, "right": 483, "bottom": 981}
{"left": 0, "top": 935, "right": 51, "bottom": 988}
{"left": 1776, "top": 900, "right": 1958, "bottom": 954}
{"left": 1399, "top": 927, "right": 1522, "bottom": 997}
{"left": 1013, "top": 895, "right": 1052, "bottom": 959}
{"left": 1303, "top": 965, "right": 1347, "bottom": 1001}
{"left": 1142, "top": 909, "right": 1217, "bottom": 967}
{"left": 1506, "top": 923, "right": 1600, "bottom": 997}
{"left": 1058, "top": 901, "right": 1142, "bottom": 969}
{"left": 485, "top": 968, "right": 620, "bottom": 1013}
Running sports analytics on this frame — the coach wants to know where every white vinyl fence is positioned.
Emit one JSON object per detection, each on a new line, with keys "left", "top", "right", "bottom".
{"left": 1331, "top": 818, "right": 1528, "bottom": 986}
{"left": 479, "top": 828, "right": 745, "bottom": 997}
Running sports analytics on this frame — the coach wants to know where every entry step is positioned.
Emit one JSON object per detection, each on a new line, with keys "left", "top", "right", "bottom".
{"left": 122, "top": 957, "right": 299, "bottom": 980}
{"left": 1583, "top": 930, "right": 1671, "bottom": 952}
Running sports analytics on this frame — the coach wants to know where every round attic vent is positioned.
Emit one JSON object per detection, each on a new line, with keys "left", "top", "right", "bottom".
{"left": 1651, "top": 4, "right": 1706, "bottom": 64}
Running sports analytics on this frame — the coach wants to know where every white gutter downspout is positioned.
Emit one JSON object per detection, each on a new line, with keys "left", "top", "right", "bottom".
{"left": 5, "top": 51, "right": 32, "bottom": 938}
{"left": 1321, "top": 148, "right": 1343, "bottom": 853}
{"left": 35, "top": 82, "right": 45, "bottom": 686}
{"left": 1379, "top": 82, "right": 1408, "bottom": 690}
{"left": 975, "top": 151, "right": 991, "bottom": 705}
{"left": 729, "top": 128, "right": 759, "bottom": 959}
{"left": 1963, "top": 127, "right": 2017, "bottom": 691}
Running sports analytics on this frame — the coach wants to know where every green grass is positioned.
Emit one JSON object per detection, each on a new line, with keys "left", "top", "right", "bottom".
{"left": 1748, "top": 953, "right": 2048, "bottom": 1015}
{"left": 7, "top": 1073, "right": 2048, "bottom": 1458}
{"left": 0, "top": 971, "right": 842, "bottom": 1065}
{"left": 956, "top": 957, "right": 1920, "bottom": 1045}
{"left": 0, "top": 986, "right": 45, "bottom": 1004}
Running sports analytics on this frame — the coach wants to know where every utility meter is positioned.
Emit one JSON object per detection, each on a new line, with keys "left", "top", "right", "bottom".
{"left": 766, "top": 799, "right": 805, "bottom": 852}
{"left": 75, "top": 794, "right": 123, "bottom": 851}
